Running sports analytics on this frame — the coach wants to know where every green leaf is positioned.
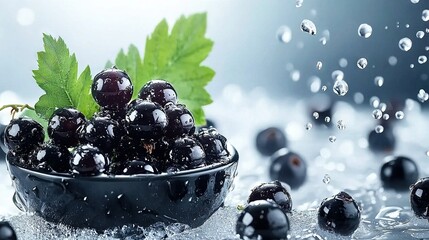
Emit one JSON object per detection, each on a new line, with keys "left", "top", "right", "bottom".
{"left": 33, "top": 34, "right": 98, "bottom": 120}
{"left": 108, "top": 13, "right": 214, "bottom": 125}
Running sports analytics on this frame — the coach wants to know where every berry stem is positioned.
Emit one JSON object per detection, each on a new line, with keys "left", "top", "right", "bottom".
{"left": 0, "top": 104, "right": 35, "bottom": 118}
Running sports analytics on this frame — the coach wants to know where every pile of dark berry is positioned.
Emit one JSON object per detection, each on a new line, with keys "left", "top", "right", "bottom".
{"left": 3, "top": 67, "right": 230, "bottom": 176}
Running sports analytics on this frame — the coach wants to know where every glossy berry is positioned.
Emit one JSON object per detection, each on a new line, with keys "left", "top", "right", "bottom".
{"left": 170, "top": 137, "right": 206, "bottom": 169}
{"left": 91, "top": 68, "right": 133, "bottom": 110}
{"left": 70, "top": 144, "right": 109, "bottom": 175}
{"left": 33, "top": 143, "right": 71, "bottom": 173}
{"left": 164, "top": 103, "right": 195, "bottom": 138}
{"left": 256, "top": 127, "right": 287, "bottom": 156}
{"left": 138, "top": 80, "right": 178, "bottom": 106}
{"left": 0, "top": 221, "right": 17, "bottom": 240}
{"left": 248, "top": 180, "right": 293, "bottom": 213}
{"left": 269, "top": 148, "right": 307, "bottom": 189}
{"left": 196, "top": 127, "right": 229, "bottom": 164}
{"left": 4, "top": 117, "right": 44, "bottom": 153}
{"left": 79, "top": 116, "right": 122, "bottom": 153}
{"left": 125, "top": 100, "right": 168, "bottom": 141}
{"left": 380, "top": 156, "right": 419, "bottom": 191}
{"left": 236, "top": 200, "right": 290, "bottom": 240}
{"left": 410, "top": 177, "right": 429, "bottom": 219}
{"left": 48, "top": 108, "right": 86, "bottom": 147}
{"left": 0, "top": 124, "right": 7, "bottom": 156}
{"left": 123, "top": 160, "right": 159, "bottom": 175}
{"left": 368, "top": 126, "right": 396, "bottom": 153}
{"left": 317, "top": 191, "right": 361, "bottom": 236}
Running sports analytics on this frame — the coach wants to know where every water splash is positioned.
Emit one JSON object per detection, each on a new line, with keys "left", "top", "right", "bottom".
{"left": 358, "top": 23, "right": 373, "bottom": 38}
{"left": 301, "top": 19, "right": 317, "bottom": 35}
{"left": 399, "top": 38, "right": 412, "bottom": 51}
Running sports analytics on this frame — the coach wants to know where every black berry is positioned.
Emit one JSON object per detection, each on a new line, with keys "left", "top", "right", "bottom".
{"left": 79, "top": 116, "right": 122, "bottom": 153}
{"left": 0, "top": 123, "right": 7, "bottom": 156}
{"left": 48, "top": 108, "right": 86, "bottom": 147}
{"left": 236, "top": 200, "right": 290, "bottom": 240}
{"left": 256, "top": 127, "right": 287, "bottom": 156}
{"left": 196, "top": 127, "right": 229, "bottom": 164}
{"left": 170, "top": 137, "right": 206, "bottom": 169}
{"left": 410, "top": 177, "right": 429, "bottom": 219}
{"left": 122, "top": 159, "right": 159, "bottom": 175}
{"left": 91, "top": 68, "right": 133, "bottom": 110}
{"left": 380, "top": 156, "right": 419, "bottom": 191}
{"left": 248, "top": 180, "right": 293, "bottom": 213}
{"left": 70, "top": 144, "right": 109, "bottom": 175}
{"left": 4, "top": 117, "right": 44, "bottom": 153}
{"left": 269, "top": 149, "right": 307, "bottom": 189}
{"left": 32, "top": 143, "right": 71, "bottom": 173}
{"left": 0, "top": 221, "right": 17, "bottom": 240}
{"left": 164, "top": 103, "right": 195, "bottom": 138}
{"left": 138, "top": 80, "right": 178, "bottom": 106}
{"left": 368, "top": 126, "right": 396, "bottom": 153}
{"left": 317, "top": 191, "right": 361, "bottom": 236}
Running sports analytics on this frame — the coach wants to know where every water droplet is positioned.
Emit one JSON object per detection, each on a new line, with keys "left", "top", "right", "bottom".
{"left": 316, "top": 61, "right": 323, "bottom": 70}
{"left": 291, "top": 70, "right": 300, "bottom": 81}
{"left": 379, "top": 103, "right": 387, "bottom": 112}
{"left": 383, "top": 113, "right": 390, "bottom": 120}
{"left": 405, "top": 24, "right": 410, "bottom": 28}
{"left": 373, "top": 109, "right": 382, "bottom": 119}
{"left": 426, "top": 46, "right": 429, "bottom": 51}
{"left": 323, "top": 174, "right": 331, "bottom": 184}
{"left": 309, "top": 76, "right": 321, "bottom": 92}
{"left": 333, "top": 79, "right": 349, "bottom": 96}
{"left": 339, "top": 58, "right": 348, "bottom": 68}
{"left": 16, "top": 8, "right": 35, "bottom": 26}
{"left": 321, "top": 85, "right": 327, "bottom": 91}
{"left": 370, "top": 96, "right": 380, "bottom": 108}
{"left": 319, "top": 37, "right": 327, "bottom": 45}
{"left": 374, "top": 76, "right": 384, "bottom": 87}
{"left": 325, "top": 116, "right": 331, "bottom": 123}
{"left": 337, "top": 120, "right": 346, "bottom": 130}
{"left": 399, "top": 37, "right": 412, "bottom": 51}
{"left": 375, "top": 125, "right": 384, "bottom": 133}
{"left": 328, "top": 136, "right": 336, "bottom": 143}
{"left": 395, "top": 111, "right": 404, "bottom": 119}
{"left": 277, "top": 26, "right": 292, "bottom": 43}
{"left": 410, "top": 63, "right": 415, "bottom": 68}
{"left": 418, "top": 55, "right": 427, "bottom": 64}
{"left": 388, "top": 56, "right": 398, "bottom": 66}
{"left": 426, "top": 150, "right": 429, "bottom": 157}
{"left": 423, "top": 9, "right": 429, "bottom": 21}
{"left": 331, "top": 70, "right": 344, "bottom": 80}
{"left": 416, "top": 31, "right": 425, "bottom": 39}
{"left": 358, "top": 23, "right": 373, "bottom": 38}
{"left": 357, "top": 58, "right": 368, "bottom": 69}
{"left": 305, "top": 123, "right": 312, "bottom": 130}
{"left": 411, "top": 0, "right": 419, "bottom": 3}
{"left": 296, "top": 0, "right": 303, "bottom": 7}
{"left": 313, "top": 112, "right": 319, "bottom": 119}
{"left": 354, "top": 92, "right": 364, "bottom": 104}
{"left": 301, "top": 19, "right": 317, "bottom": 35}
{"left": 417, "top": 89, "right": 429, "bottom": 102}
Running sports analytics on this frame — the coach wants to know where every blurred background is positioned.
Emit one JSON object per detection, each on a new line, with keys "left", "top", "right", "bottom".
{"left": 0, "top": 0, "right": 429, "bottom": 110}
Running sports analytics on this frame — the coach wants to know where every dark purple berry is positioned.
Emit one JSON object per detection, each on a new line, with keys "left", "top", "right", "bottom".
{"left": 317, "top": 191, "right": 361, "bottom": 236}
{"left": 410, "top": 177, "right": 429, "bottom": 219}
{"left": 79, "top": 116, "right": 122, "bottom": 153}
{"left": 138, "top": 80, "right": 177, "bottom": 106}
{"left": 70, "top": 144, "right": 109, "bottom": 175}
{"left": 0, "top": 221, "right": 17, "bottom": 240}
{"left": 122, "top": 160, "right": 159, "bottom": 175}
{"left": 170, "top": 137, "right": 206, "bottom": 169}
{"left": 48, "top": 108, "right": 86, "bottom": 147}
{"left": 248, "top": 180, "right": 293, "bottom": 213}
{"left": 0, "top": 123, "right": 7, "bottom": 156}
{"left": 380, "top": 156, "right": 419, "bottom": 191}
{"left": 125, "top": 100, "right": 168, "bottom": 141}
{"left": 6, "top": 151, "right": 28, "bottom": 167}
{"left": 368, "top": 126, "right": 396, "bottom": 153}
{"left": 236, "top": 200, "right": 290, "bottom": 240}
{"left": 269, "top": 148, "right": 307, "bottom": 189}
{"left": 91, "top": 68, "right": 133, "bottom": 110}
{"left": 164, "top": 103, "right": 195, "bottom": 138}
{"left": 256, "top": 127, "right": 287, "bottom": 156}
{"left": 4, "top": 117, "right": 44, "bottom": 153}
{"left": 32, "top": 143, "right": 71, "bottom": 173}
{"left": 196, "top": 127, "right": 229, "bottom": 164}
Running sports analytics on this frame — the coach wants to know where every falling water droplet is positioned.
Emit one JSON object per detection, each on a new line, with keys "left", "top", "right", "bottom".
{"left": 374, "top": 76, "right": 384, "bottom": 87}
{"left": 375, "top": 125, "right": 384, "bottom": 133}
{"left": 309, "top": 76, "right": 321, "bottom": 92}
{"left": 383, "top": 114, "right": 390, "bottom": 120}
{"left": 354, "top": 92, "right": 364, "bottom": 104}
{"left": 325, "top": 116, "right": 331, "bottom": 123}
{"left": 333, "top": 79, "right": 349, "bottom": 96}
{"left": 357, "top": 58, "right": 368, "bottom": 69}
{"left": 405, "top": 24, "right": 410, "bottom": 28}
{"left": 417, "top": 89, "right": 429, "bottom": 102}
{"left": 321, "top": 85, "right": 327, "bottom": 91}
{"left": 395, "top": 111, "right": 404, "bottom": 119}
{"left": 339, "top": 58, "right": 348, "bottom": 68}
{"left": 418, "top": 55, "right": 427, "bottom": 64}
{"left": 305, "top": 122, "right": 313, "bottom": 130}
{"left": 388, "top": 56, "right": 398, "bottom": 66}
{"left": 313, "top": 112, "right": 320, "bottom": 119}
{"left": 416, "top": 31, "right": 425, "bottom": 39}
{"left": 296, "top": 0, "right": 304, "bottom": 7}
{"left": 316, "top": 61, "right": 323, "bottom": 70}
{"left": 323, "top": 174, "right": 331, "bottom": 184}
{"left": 399, "top": 37, "right": 412, "bottom": 51}
{"left": 319, "top": 37, "right": 327, "bottom": 45}
{"left": 332, "top": 70, "right": 344, "bottom": 80}
{"left": 337, "top": 120, "right": 346, "bottom": 130}
{"left": 358, "top": 23, "right": 373, "bottom": 38}
{"left": 426, "top": 150, "right": 429, "bottom": 157}
{"left": 277, "top": 26, "right": 292, "bottom": 43}
{"left": 372, "top": 109, "right": 382, "bottom": 119}
{"left": 301, "top": 19, "right": 317, "bottom": 35}
{"left": 379, "top": 103, "right": 387, "bottom": 112}
{"left": 328, "top": 136, "right": 336, "bottom": 143}
{"left": 423, "top": 10, "right": 429, "bottom": 21}
{"left": 291, "top": 70, "right": 300, "bottom": 81}
{"left": 370, "top": 96, "right": 380, "bottom": 108}
{"left": 411, "top": 0, "right": 419, "bottom": 3}
{"left": 410, "top": 64, "right": 415, "bottom": 68}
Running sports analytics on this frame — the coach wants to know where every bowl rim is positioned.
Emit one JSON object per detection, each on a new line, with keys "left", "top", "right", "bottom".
{"left": 6, "top": 144, "right": 239, "bottom": 182}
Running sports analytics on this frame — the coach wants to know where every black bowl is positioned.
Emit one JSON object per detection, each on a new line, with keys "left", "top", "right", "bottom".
{"left": 6, "top": 145, "right": 239, "bottom": 231}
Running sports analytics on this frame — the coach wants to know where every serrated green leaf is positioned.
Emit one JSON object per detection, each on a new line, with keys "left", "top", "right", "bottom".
{"left": 109, "top": 13, "right": 214, "bottom": 125}
{"left": 33, "top": 34, "right": 98, "bottom": 120}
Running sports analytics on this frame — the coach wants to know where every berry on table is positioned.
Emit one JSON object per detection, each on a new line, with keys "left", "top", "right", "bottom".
{"left": 138, "top": 80, "right": 178, "bottom": 106}
{"left": 410, "top": 177, "right": 429, "bottom": 219}
{"left": 48, "top": 108, "right": 86, "bottom": 147}
{"left": 4, "top": 117, "right": 44, "bottom": 154}
{"left": 269, "top": 148, "right": 307, "bottom": 189}
{"left": 256, "top": 127, "right": 287, "bottom": 156}
{"left": 248, "top": 180, "right": 293, "bottom": 213}
{"left": 380, "top": 156, "right": 419, "bottom": 191}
